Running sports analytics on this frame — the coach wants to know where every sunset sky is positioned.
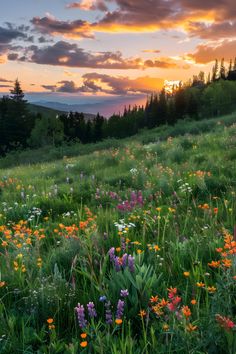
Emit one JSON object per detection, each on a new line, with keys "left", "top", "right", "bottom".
{"left": 0, "top": 0, "right": 235, "bottom": 115}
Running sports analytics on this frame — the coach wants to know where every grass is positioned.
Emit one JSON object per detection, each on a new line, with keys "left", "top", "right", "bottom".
{"left": 0, "top": 114, "right": 236, "bottom": 353}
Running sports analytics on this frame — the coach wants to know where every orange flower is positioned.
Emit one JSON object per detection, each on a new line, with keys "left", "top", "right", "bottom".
{"left": 80, "top": 341, "right": 88, "bottom": 348}
{"left": 196, "top": 282, "right": 205, "bottom": 288}
{"left": 186, "top": 323, "right": 198, "bottom": 332}
{"left": 191, "top": 299, "right": 197, "bottom": 305}
{"left": 115, "top": 319, "right": 123, "bottom": 325}
{"left": 207, "top": 286, "right": 217, "bottom": 293}
{"left": 139, "top": 310, "right": 147, "bottom": 318}
{"left": 213, "top": 208, "right": 218, "bottom": 214}
{"left": 0, "top": 281, "right": 6, "bottom": 288}
{"left": 208, "top": 260, "right": 221, "bottom": 268}
{"left": 182, "top": 306, "right": 191, "bottom": 318}
{"left": 183, "top": 271, "right": 190, "bottom": 277}
{"left": 153, "top": 245, "right": 160, "bottom": 251}
{"left": 81, "top": 333, "right": 87, "bottom": 339}
{"left": 150, "top": 295, "right": 158, "bottom": 303}
{"left": 163, "top": 323, "right": 169, "bottom": 331}
{"left": 47, "top": 318, "right": 54, "bottom": 324}
{"left": 222, "top": 259, "right": 232, "bottom": 268}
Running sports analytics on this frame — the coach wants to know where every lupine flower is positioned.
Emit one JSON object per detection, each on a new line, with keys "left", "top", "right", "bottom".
{"left": 120, "top": 289, "right": 129, "bottom": 297}
{"left": 87, "top": 302, "right": 97, "bottom": 318}
{"left": 114, "top": 257, "right": 121, "bottom": 272}
{"left": 75, "top": 303, "right": 87, "bottom": 329}
{"left": 128, "top": 255, "right": 135, "bottom": 272}
{"left": 122, "top": 253, "right": 128, "bottom": 267}
{"left": 116, "top": 299, "right": 125, "bottom": 319}
{"left": 105, "top": 301, "right": 113, "bottom": 325}
{"left": 108, "top": 247, "right": 115, "bottom": 261}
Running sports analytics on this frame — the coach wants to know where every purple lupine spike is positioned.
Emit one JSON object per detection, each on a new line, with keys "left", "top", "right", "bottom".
{"left": 116, "top": 299, "right": 125, "bottom": 319}
{"left": 108, "top": 247, "right": 115, "bottom": 261}
{"left": 105, "top": 301, "right": 113, "bottom": 325}
{"left": 87, "top": 302, "right": 97, "bottom": 318}
{"left": 114, "top": 256, "right": 121, "bottom": 272}
{"left": 75, "top": 303, "right": 87, "bottom": 329}
{"left": 128, "top": 255, "right": 135, "bottom": 272}
{"left": 122, "top": 253, "right": 128, "bottom": 267}
{"left": 121, "top": 237, "right": 126, "bottom": 251}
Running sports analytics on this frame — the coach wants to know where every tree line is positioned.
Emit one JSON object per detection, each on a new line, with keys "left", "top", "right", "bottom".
{"left": 1, "top": 58, "right": 236, "bottom": 154}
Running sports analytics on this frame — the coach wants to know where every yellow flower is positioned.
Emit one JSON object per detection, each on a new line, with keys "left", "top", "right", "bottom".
{"left": 163, "top": 323, "right": 169, "bottom": 331}
{"left": 183, "top": 271, "right": 190, "bottom": 277}
{"left": 137, "top": 249, "right": 143, "bottom": 254}
{"left": 207, "top": 286, "right": 217, "bottom": 293}
{"left": 196, "top": 282, "right": 205, "bottom": 288}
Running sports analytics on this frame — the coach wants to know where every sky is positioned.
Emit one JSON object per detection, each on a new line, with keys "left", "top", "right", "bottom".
{"left": 0, "top": 0, "right": 235, "bottom": 115}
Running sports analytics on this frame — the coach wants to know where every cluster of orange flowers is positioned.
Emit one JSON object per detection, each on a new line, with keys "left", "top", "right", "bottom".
{"left": 189, "top": 170, "right": 211, "bottom": 178}
{"left": 208, "top": 229, "right": 236, "bottom": 270}
{"left": 0, "top": 221, "right": 46, "bottom": 249}
{"left": 0, "top": 177, "right": 19, "bottom": 189}
{"left": 55, "top": 207, "right": 97, "bottom": 238}
{"left": 198, "top": 204, "right": 218, "bottom": 214}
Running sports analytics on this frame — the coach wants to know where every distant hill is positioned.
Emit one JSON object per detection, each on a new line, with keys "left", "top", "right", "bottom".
{"left": 28, "top": 103, "right": 96, "bottom": 121}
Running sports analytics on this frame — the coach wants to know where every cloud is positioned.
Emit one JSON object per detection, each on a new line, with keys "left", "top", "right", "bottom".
{"left": 66, "top": 0, "right": 108, "bottom": 11}
{"left": 0, "top": 25, "right": 26, "bottom": 55}
{"left": 187, "top": 20, "right": 236, "bottom": 40}
{"left": 0, "top": 84, "right": 11, "bottom": 88}
{"left": 142, "top": 49, "right": 161, "bottom": 53}
{"left": 0, "top": 77, "right": 13, "bottom": 83}
{"left": 8, "top": 40, "right": 181, "bottom": 70}
{"left": 42, "top": 74, "right": 164, "bottom": 95}
{"left": 188, "top": 39, "right": 236, "bottom": 63}
{"left": 31, "top": 16, "right": 94, "bottom": 39}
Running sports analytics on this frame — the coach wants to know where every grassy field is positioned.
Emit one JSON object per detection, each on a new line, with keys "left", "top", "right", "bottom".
{"left": 0, "top": 114, "right": 236, "bottom": 353}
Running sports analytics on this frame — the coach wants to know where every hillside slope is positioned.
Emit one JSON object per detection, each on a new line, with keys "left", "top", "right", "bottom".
{"left": 0, "top": 115, "right": 235, "bottom": 353}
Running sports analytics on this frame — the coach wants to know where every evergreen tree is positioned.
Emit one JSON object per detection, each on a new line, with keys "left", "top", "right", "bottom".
{"left": 212, "top": 59, "right": 219, "bottom": 81}
{"left": 220, "top": 58, "right": 226, "bottom": 80}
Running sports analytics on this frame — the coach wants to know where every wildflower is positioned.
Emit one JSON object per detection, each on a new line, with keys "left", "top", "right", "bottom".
{"left": 168, "top": 287, "right": 177, "bottom": 299}
{"left": 47, "top": 318, "right": 54, "bottom": 324}
{"left": 116, "top": 299, "right": 125, "bottom": 319}
{"left": 75, "top": 303, "right": 87, "bottom": 329}
{"left": 208, "top": 260, "right": 221, "bottom": 268}
{"left": 120, "top": 289, "right": 129, "bottom": 297}
{"left": 207, "top": 286, "right": 217, "bottom": 293}
{"left": 115, "top": 319, "right": 123, "bottom": 325}
{"left": 99, "top": 296, "right": 107, "bottom": 302}
{"left": 108, "top": 247, "right": 115, "bottom": 261}
{"left": 114, "top": 257, "right": 121, "bottom": 272}
{"left": 139, "top": 310, "right": 147, "bottom": 318}
{"left": 216, "top": 248, "right": 223, "bottom": 253}
{"left": 105, "top": 301, "right": 113, "bottom": 325}
{"left": 116, "top": 247, "right": 121, "bottom": 252}
{"left": 87, "top": 302, "right": 97, "bottom": 318}
{"left": 128, "top": 255, "right": 135, "bottom": 272}
{"left": 191, "top": 299, "right": 197, "bottom": 305}
{"left": 186, "top": 323, "right": 198, "bottom": 332}
{"left": 153, "top": 245, "right": 160, "bottom": 251}
{"left": 222, "top": 259, "right": 232, "bottom": 268}
{"left": 215, "top": 314, "right": 235, "bottom": 331}
{"left": 172, "top": 296, "right": 181, "bottom": 306}
{"left": 0, "top": 281, "right": 6, "bottom": 288}
{"left": 150, "top": 295, "right": 158, "bottom": 303}
{"left": 80, "top": 333, "right": 87, "bottom": 339}
{"left": 80, "top": 341, "right": 88, "bottom": 348}
{"left": 163, "top": 323, "right": 169, "bottom": 331}
{"left": 122, "top": 253, "right": 128, "bottom": 267}
{"left": 213, "top": 208, "right": 218, "bottom": 214}
{"left": 183, "top": 271, "right": 190, "bottom": 277}
{"left": 182, "top": 306, "right": 191, "bottom": 318}
{"left": 196, "top": 282, "right": 205, "bottom": 288}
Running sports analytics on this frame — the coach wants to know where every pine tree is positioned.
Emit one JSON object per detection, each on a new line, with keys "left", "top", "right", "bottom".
{"left": 10, "top": 79, "right": 25, "bottom": 102}
{"left": 220, "top": 58, "right": 226, "bottom": 80}
{"left": 212, "top": 59, "right": 219, "bottom": 81}
{"left": 234, "top": 57, "right": 236, "bottom": 71}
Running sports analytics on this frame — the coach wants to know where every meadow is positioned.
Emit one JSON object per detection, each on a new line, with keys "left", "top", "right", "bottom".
{"left": 0, "top": 114, "right": 236, "bottom": 353}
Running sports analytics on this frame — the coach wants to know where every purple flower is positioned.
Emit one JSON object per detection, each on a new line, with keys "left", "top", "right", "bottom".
{"left": 128, "top": 255, "right": 135, "bottom": 272}
{"left": 105, "top": 301, "right": 113, "bottom": 325}
{"left": 116, "top": 299, "right": 125, "bottom": 319}
{"left": 122, "top": 253, "right": 128, "bottom": 267}
{"left": 120, "top": 289, "right": 129, "bottom": 298}
{"left": 87, "top": 302, "right": 97, "bottom": 318}
{"left": 108, "top": 247, "right": 115, "bottom": 262}
{"left": 114, "top": 257, "right": 121, "bottom": 272}
{"left": 75, "top": 303, "right": 87, "bottom": 329}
